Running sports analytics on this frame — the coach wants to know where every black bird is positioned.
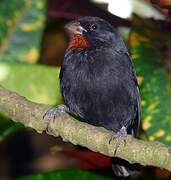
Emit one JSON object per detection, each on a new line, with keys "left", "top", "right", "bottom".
{"left": 46, "top": 16, "right": 141, "bottom": 177}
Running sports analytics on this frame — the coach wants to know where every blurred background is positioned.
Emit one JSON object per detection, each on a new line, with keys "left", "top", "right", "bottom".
{"left": 0, "top": 0, "right": 171, "bottom": 179}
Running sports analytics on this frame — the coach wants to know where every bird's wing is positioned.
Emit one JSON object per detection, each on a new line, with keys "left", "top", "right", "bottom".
{"left": 126, "top": 52, "right": 141, "bottom": 137}
{"left": 133, "top": 82, "right": 141, "bottom": 137}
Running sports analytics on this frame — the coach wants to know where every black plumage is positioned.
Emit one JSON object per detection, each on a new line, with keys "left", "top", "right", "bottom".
{"left": 60, "top": 16, "right": 141, "bottom": 176}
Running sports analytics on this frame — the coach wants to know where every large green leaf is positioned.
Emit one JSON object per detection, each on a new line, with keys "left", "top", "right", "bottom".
{"left": 0, "top": 0, "right": 47, "bottom": 63}
{"left": 0, "top": 63, "right": 62, "bottom": 105}
{"left": 130, "top": 16, "right": 171, "bottom": 144}
{"left": 0, "top": 0, "right": 28, "bottom": 46}
{"left": 0, "top": 63, "right": 62, "bottom": 141}
{"left": 17, "top": 169, "right": 112, "bottom": 180}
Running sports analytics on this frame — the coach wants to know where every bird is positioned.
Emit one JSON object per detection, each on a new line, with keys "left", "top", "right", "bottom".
{"left": 45, "top": 16, "right": 141, "bottom": 177}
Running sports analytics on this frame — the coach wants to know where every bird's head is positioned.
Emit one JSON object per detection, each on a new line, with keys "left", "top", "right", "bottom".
{"left": 65, "top": 16, "right": 126, "bottom": 51}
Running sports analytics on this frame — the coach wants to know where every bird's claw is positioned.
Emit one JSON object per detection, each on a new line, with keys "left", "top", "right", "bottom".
{"left": 43, "top": 105, "right": 69, "bottom": 122}
{"left": 43, "top": 105, "right": 69, "bottom": 135}
{"left": 109, "top": 126, "right": 127, "bottom": 154}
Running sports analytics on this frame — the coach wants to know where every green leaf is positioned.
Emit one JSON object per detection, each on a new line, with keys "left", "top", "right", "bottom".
{"left": 0, "top": 63, "right": 62, "bottom": 105}
{"left": 0, "top": 0, "right": 47, "bottom": 63}
{"left": 17, "top": 169, "right": 112, "bottom": 180}
{"left": 0, "top": 0, "right": 28, "bottom": 46}
{"left": 129, "top": 16, "right": 171, "bottom": 144}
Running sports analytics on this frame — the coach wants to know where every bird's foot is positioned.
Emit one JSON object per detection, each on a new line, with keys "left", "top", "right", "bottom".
{"left": 109, "top": 126, "right": 127, "bottom": 154}
{"left": 43, "top": 105, "right": 69, "bottom": 122}
{"left": 115, "top": 126, "right": 127, "bottom": 144}
{"left": 43, "top": 105, "right": 69, "bottom": 135}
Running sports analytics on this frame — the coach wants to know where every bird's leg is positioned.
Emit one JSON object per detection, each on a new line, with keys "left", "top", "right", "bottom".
{"left": 43, "top": 105, "right": 69, "bottom": 135}
{"left": 109, "top": 126, "right": 127, "bottom": 154}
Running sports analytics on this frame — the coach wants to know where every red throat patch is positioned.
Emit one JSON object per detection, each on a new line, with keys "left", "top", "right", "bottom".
{"left": 68, "top": 34, "right": 90, "bottom": 49}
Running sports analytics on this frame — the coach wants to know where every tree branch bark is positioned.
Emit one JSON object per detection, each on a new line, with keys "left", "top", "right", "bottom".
{"left": 0, "top": 85, "right": 171, "bottom": 171}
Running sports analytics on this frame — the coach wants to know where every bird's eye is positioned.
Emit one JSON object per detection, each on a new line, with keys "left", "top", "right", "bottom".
{"left": 90, "top": 24, "right": 97, "bottom": 31}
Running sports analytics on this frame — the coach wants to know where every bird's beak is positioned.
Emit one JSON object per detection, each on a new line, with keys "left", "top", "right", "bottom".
{"left": 65, "top": 21, "right": 87, "bottom": 35}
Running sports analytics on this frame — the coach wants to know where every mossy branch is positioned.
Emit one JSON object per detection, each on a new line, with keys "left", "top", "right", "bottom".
{"left": 0, "top": 85, "right": 171, "bottom": 171}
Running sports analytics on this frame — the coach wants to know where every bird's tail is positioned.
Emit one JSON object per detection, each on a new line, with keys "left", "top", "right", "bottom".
{"left": 112, "top": 157, "right": 140, "bottom": 177}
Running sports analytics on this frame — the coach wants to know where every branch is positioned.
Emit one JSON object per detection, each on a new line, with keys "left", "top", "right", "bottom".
{"left": 0, "top": 85, "right": 171, "bottom": 171}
